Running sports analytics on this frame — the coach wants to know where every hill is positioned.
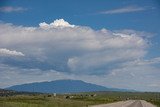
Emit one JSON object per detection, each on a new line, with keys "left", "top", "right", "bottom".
{"left": 6, "top": 79, "right": 133, "bottom": 93}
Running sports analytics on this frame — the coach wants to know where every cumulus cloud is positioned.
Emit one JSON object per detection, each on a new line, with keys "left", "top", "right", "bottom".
{"left": 0, "top": 19, "right": 159, "bottom": 91}
{"left": 0, "top": 6, "right": 27, "bottom": 13}
{"left": 0, "top": 19, "right": 149, "bottom": 74}
{"left": 39, "top": 19, "right": 75, "bottom": 29}
{"left": 0, "top": 48, "right": 25, "bottom": 56}
{"left": 100, "top": 6, "right": 146, "bottom": 14}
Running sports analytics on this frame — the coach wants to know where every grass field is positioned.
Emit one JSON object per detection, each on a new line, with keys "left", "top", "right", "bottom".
{"left": 0, "top": 95, "right": 95, "bottom": 107}
{"left": 0, "top": 91, "right": 160, "bottom": 107}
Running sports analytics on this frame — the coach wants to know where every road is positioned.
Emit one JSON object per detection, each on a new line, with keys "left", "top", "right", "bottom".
{"left": 89, "top": 100, "right": 156, "bottom": 107}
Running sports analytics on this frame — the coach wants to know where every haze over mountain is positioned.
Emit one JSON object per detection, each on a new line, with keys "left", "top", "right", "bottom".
{"left": 6, "top": 80, "right": 134, "bottom": 93}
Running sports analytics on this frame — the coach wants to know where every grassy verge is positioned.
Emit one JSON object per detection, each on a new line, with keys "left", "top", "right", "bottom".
{"left": 0, "top": 95, "right": 97, "bottom": 107}
{"left": 148, "top": 100, "right": 160, "bottom": 107}
{"left": 0, "top": 92, "right": 159, "bottom": 107}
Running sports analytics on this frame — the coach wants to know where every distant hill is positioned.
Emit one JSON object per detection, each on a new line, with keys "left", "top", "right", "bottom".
{"left": 6, "top": 80, "right": 134, "bottom": 93}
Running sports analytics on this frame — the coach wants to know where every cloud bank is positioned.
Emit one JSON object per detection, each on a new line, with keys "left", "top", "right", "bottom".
{"left": 0, "top": 19, "right": 147, "bottom": 73}
{"left": 0, "top": 19, "right": 159, "bottom": 91}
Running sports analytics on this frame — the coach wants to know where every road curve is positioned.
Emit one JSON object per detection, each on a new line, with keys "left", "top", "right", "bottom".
{"left": 89, "top": 100, "right": 156, "bottom": 107}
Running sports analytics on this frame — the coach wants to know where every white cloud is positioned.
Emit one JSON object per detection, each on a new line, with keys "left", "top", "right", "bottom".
{"left": 0, "top": 48, "right": 25, "bottom": 56}
{"left": 121, "top": 57, "right": 160, "bottom": 67}
{"left": 114, "top": 29, "right": 154, "bottom": 38}
{"left": 0, "top": 6, "right": 27, "bottom": 13}
{"left": 0, "top": 19, "right": 159, "bottom": 91}
{"left": 100, "top": 6, "right": 146, "bottom": 14}
{"left": 39, "top": 19, "right": 75, "bottom": 29}
{"left": 0, "top": 19, "right": 149, "bottom": 74}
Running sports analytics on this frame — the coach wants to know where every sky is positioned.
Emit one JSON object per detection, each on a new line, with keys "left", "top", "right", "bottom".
{"left": 0, "top": 0, "right": 160, "bottom": 92}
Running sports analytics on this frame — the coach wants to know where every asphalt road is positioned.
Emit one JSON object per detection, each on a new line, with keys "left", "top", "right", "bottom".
{"left": 90, "top": 100, "right": 156, "bottom": 107}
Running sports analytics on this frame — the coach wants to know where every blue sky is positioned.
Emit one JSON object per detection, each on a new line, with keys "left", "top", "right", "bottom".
{"left": 0, "top": 0, "right": 160, "bottom": 92}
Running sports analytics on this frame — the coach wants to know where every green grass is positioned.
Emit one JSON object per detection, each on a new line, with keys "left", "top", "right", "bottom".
{"left": 148, "top": 100, "right": 160, "bottom": 107}
{"left": 0, "top": 95, "right": 95, "bottom": 107}
{"left": 0, "top": 92, "right": 160, "bottom": 107}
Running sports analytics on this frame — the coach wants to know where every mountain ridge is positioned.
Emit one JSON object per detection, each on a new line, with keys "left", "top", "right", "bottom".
{"left": 6, "top": 79, "right": 135, "bottom": 93}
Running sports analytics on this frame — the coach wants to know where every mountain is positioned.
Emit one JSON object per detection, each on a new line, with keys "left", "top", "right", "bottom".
{"left": 6, "top": 79, "right": 134, "bottom": 93}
